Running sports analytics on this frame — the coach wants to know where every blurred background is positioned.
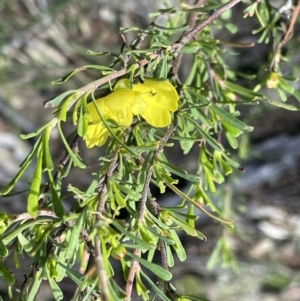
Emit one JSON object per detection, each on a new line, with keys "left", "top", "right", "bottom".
{"left": 0, "top": 0, "right": 300, "bottom": 300}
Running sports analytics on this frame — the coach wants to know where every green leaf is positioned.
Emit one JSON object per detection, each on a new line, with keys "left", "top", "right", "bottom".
{"left": 267, "top": 99, "right": 298, "bottom": 111}
{"left": 170, "top": 213, "right": 206, "bottom": 240}
{"left": 1, "top": 217, "right": 55, "bottom": 246}
{"left": 77, "top": 101, "right": 88, "bottom": 137}
{"left": 42, "top": 125, "right": 54, "bottom": 171}
{"left": 66, "top": 208, "right": 87, "bottom": 261}
{"left": 140, "top": 270, "right": 171, "bottom": 301}
{"left": 224, "top": 81, "right": 262, "bottom": 100}
{"left": 126, "top": 251, "right": 172, "bottom": 281}
{"left": 179, "top": 45, "right": 200, "bottom": 54}
{"left": 136, "top": 270, "right": 150, "bottom": 300}
{"left": 20, "top": 123, "right": 49, "bottom": 139}
{"left": 48, "top": 277, "right": 63, "bottom": 301}
{"left": 57, "top": 262, "right": 84, "bottom": 286}
{"left": 224, "top": 130, "right": 238, "bottom": 149}
{"left": 26, "top": 269, "right": 43, "bottom": 301}
{"left": 27, "top": 148, "right": 43, "bottom": 218}
{"left": 52, "top": 66, "right": 113, "bottom": 85}
{"left": 0, "top": 239, "right": 8, "bottom": 257}
{"left": 18, "top": 233, "right": 33, "bottom": 253}
{"left": 210, "top": 104, "right": 253, "bottom": 132}
{"left": 185, "top": 115, "right": 223, "bottom": 151}
{"left": 0, "top": 264, "right": 15, "bottom": 285}
{"left": 1, "top": 137, "right": 42, "bottom": 195}
{"left": 177, "top": 294, "right": 211, "bottom": 301}
{"left": 111, "top": 220, "right": 155, "bottom": 250}
{"left": 165, "top": 242, "right": 175, "bottom": 267}
{"left": 169, "top": 230, "right": 186, "bottom": 261}
{"left": 44, "top": 90, "right": 77, "bottom": 108}
{"left": 57, "top": 121, "right": 86, "bottom": 169}
{"left": 47, "top": 170, "right": 65, "bottom": 218}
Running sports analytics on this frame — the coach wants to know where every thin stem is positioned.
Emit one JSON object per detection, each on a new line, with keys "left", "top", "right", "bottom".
{"left": 93, "top": 152, "right": 119, "bottom": 300}
{"left": 269, "top": 0, "right": 300, "bottom": 71}
{"left": 125, "top": 248, "right": 140, "bottom": 300}
{"left": 94, "top": 236, "right": 109, "bottom": 301}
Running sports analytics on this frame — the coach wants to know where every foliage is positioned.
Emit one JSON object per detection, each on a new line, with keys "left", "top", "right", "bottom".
{"left": 0, "top": 0, "right": 299, "bottom": 300}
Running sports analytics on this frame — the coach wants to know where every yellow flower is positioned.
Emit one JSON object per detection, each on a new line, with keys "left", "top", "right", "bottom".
{"left": 83, "top": 79, "right": 179, "bottom": 148}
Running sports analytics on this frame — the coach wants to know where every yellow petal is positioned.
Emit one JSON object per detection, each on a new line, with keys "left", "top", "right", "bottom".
{"left": 83, "top": 123, "right": 110, "bottom": 148}
{"left": 136, "top": 79, "right": 178, "bottom": 108}
{"left": 141, "top": 105, "right": 171, "bottom": 127}
{"left": 87, "top": 99, "right": 106, "bottom": 121}
{"left": 140, "top": 93, "right": 173, "bottom": 127}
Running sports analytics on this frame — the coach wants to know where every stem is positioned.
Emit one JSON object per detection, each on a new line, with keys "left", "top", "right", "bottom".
{"left": 126, "top": 121, "right": 176, "bottom": 300}
{"left": 269, "top": 0, "right": 300, "bottom": 71}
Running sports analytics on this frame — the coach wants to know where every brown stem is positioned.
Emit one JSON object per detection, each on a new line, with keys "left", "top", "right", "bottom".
{"left": 269, "top": 0, "right": 300, "bottom": 71}
{"left": 126, "top": 121, "right": 177, "bottom": 300}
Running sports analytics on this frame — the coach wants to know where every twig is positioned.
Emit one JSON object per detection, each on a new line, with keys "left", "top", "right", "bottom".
{"left": 269, "top": 0, "right": 300, "bottom": 71}
{"left": 94, "top": 236, "right": 109, "bottom": 301}
{"left": 92, "top": 152, "right": 119, "bottom": 300}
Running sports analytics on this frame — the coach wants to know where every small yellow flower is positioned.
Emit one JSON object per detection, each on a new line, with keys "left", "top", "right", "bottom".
{"left": 83, "top": 78, "right": 179, "bottom": 148}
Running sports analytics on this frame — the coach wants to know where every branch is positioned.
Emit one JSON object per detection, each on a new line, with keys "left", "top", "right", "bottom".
{"left": 125, "top": 121, "right": 177, "bottom": 300}
{"left": 269, "top": 0, "right": 300, "bottom": 71}
{"left": 44, "top": 0, "right": 242, "bottom": 112}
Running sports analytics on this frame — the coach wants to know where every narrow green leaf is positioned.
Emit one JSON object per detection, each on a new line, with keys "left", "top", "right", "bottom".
{"left": 47, "top": 170, "right": 65, "bottom": 218}
{"left": 48, "top": 277, "right": 63, "bottom": 301}
{"left": 17, "top": 233, "right": 33, "bottom": 253}
{"left": 86, "top": 49, "right": 118, "bottom": 56}
{"left": 20, "top": 123, "right": 48, "bottom": 139}
{"left": 210, "top": 104, "right": 252, "bottom": 132}
{"left": 169, "top": 230, "right": 186, "bottom": 261}
{"left": 159, "top": 53, "right": 169, "bottom": 79}
{"left": 44, "top": 90, "right": 77, "bottom": 108}
{"left": 26, "top": 270, "right": 43, "bottom": 301}
{"left": 112, "top": 221, "right": 155, "bottom": 249}
{"left": 0, "top": 264, "right": 15, "bottom": 285}
{"left": 224, "top": 81, "right": 262, "bottom": 99}
{"left": 27, "top": 149, "right": 43, "bottom": 218}
{"left": 221, "top": 120, "right": 243, "bottom": 137}
{"left": 178, "top": 294, "right": 211, "bottom": 301}
{"left": 1, "top": 137, "right": 42, "bottom": 195}
{"left": 42, "top": 126, "right": 54, "bottom": 171}
{"left": 224, "top": 130, "right": 238, "bottom": 149}
{"left": 179, "top": 45, "right": 200, "bottom": 53}
{"left": 267, "top": 99, "right": 298, "bottom": 111}
{"left": 158, "top": 159, "right": 201, "bottom": 183}
{"left": 57, "top": 262, "right": 84, "bottom": 286}
{"left": 66, "top": 208, "right": 87, "bottom": 261}
{"left": 140, "top": 270, "right": 171, "bottom": 301}
{"left": 165, "top": 242, "right": 174, "bottom": 267}
{"left": 127, "top": 251, "right": 172, "bottom": 281}
{"left": 1, "top": 217, "right": 55, "bottom": 245}
{"left": 185, "top": 115, "right": 224, "bottom": 151}
{"left": 0, "top": 239, "right": 8, "bottom": 257}
{"left": 57, "top": 121, "right": 86, "bottom": 169}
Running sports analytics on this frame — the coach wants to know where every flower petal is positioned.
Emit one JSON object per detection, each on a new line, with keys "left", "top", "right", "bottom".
{"left": 141, "top": 105, "right": 171, "bottom": 127}
{"left": 83, "top": 123, "right": 110, "bottom": 148}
